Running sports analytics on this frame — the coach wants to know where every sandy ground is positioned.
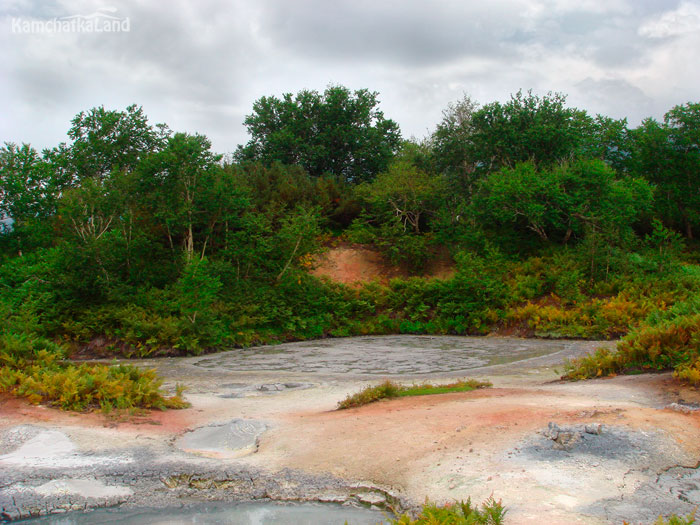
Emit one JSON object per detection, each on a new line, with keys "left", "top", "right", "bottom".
{"left": 1, "top": 336, "right": 699, "bottom": 524}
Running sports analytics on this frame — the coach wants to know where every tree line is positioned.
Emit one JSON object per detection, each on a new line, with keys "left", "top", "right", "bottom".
{"left": 0, "top": 85, "right": 698, "bottom": 356}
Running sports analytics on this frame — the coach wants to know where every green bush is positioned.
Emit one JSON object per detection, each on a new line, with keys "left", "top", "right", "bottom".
{"left": 0, "top": 334, "right": 188, "bottom": 411}
{"left": 564, "top": 314, "right": 700, "bottom": 384}
{"left": 389, "top": 497, "right": 506, "bottom": 525}
{"left": 650, "top": 510, "right": 697, "bottom": 525}
{"left": 338, "top": 379, "right": 491, "bottom": 409}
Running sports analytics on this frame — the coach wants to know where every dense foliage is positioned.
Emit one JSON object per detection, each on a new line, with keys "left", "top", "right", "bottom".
{"left": 2, "top": 86, "right": 700, "bottom": 410}
{"left": 234, "top": 86, "right": 402, "bottom": 183}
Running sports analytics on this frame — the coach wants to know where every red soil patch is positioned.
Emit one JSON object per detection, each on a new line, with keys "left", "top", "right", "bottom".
{"left": 0, "top": 393, "right": 195, "bottom": 435}
{"left": 311, "top": 245, "right": 400, "bottom": 285}
{"left": 311, "top": 243, "right": 454, "bottom": 285}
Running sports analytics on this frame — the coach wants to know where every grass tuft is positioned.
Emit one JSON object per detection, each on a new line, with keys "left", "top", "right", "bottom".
{"left": 337, "top": 378, "right": 491, "bottom": 409}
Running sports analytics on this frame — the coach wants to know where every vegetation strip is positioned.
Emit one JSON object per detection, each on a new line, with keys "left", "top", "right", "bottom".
{"left": 388, "top": 497, "right": 506, "bottom": 525}
{"left": 338, "top": 379, "right": 492, "bottom": 409}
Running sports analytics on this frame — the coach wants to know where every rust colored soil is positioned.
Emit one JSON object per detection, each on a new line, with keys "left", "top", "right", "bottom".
{"left": 0, "top": 393, "right": 196, "bottom": 435}
{"left": 311, "top": 244, "right": 454, "bottom": 285}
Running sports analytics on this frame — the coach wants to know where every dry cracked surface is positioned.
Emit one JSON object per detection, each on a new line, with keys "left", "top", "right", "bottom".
{"left": 1, "top": 335, "right": 699, "bottom": 523}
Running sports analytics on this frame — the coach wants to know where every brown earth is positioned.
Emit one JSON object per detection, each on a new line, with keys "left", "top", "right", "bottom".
{"left": 310, "top": 243, "right": 455, "bottom": 285}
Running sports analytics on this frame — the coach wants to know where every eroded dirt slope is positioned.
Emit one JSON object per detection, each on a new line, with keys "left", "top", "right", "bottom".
{"left": 310, "top": 244, "right": 454, "bottom": 284}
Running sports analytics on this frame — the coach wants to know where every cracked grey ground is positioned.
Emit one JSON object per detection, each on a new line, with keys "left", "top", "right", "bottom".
{"left": 0, "top": 432, "right": 403, "bottom": 522}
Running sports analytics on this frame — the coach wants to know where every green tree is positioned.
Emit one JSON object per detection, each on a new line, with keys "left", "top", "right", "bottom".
{"left": 235, "top": 86, "right": 402, "bottom": 183}
{"left": 472, "top": 159, "right": 652, "bottom": 245}
{"left": 62, "top": 104, "right": 168, "bottom": 182}
{"left": 137, "top": 133, "right": 222, "bottom": 260}
{"left": 631, "top": 102, "right": 700, "bottom": 238}
{"left": 220, "top": 205, "right": 322, "bottom": 282}
{"left": 433, "top": 91, "right": 595, "bottom": 184}
{"left": 471, "top": 90, "right": 593, "bottom": 171}
{"left": 174, "top": 257, "right": 222, "bottom": 325}
{"left": 0, "top": 143, "right": 69, "bottom": 253}
{"left": 0, "top": 143, "right": 58, "bottom": 223}
{"left": 359, "top": 160, "right": 446, "bottom": 234}
{"left": 430, "top": 94, "right": 481, "bottom": 196}
{"left": 582, "top": 115, "right": 632, "bottom": 173}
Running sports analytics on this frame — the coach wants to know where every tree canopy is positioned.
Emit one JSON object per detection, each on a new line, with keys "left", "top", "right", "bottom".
{"left": 234, "top": 86, "right": 402, "bottom": 183}
{"left": 630, "top": 102, "right": 700, "bottom": 239}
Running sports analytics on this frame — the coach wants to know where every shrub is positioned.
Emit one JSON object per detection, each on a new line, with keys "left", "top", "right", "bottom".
{"left": 389, "top": 497, "right": 506, "bottom": 525}
{"left": 0, "top": 354, "right": 189, "bottom": 412}
{"left": 647, "top": 510, "right": 697, "bottom": 525}
{"left": 564, "top": 314, "right": 700, "bottom": 384}
{"left": 0, "top": 330, "right": 188, "bottom": 412}
{"left": 338, "top": 379, "right": 491, "bottom": 409}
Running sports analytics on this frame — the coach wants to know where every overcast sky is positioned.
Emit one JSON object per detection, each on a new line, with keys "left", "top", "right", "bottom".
{"left": 2, "top": 0, "right": 699, "bottom": 154}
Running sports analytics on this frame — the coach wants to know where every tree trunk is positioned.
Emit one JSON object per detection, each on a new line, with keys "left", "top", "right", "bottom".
{"left": 277, "top": 236, "right": 302, "bottom": 282}
{"left": 185, "top": 221, "right": 194, "bottom": 260}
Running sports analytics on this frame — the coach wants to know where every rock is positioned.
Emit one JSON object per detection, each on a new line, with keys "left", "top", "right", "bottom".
{"left": 258, "top": 384, "right": 284, "bottom": 392}
{"left": 553, "top": 431, "right": 580, "bottom": 451}
{"left": 665, "top": 402, "right": 700, "bottom": 414}
{"left": 257, "top": 382, "right": 312, "bottom": 392}
{"left": 355, "top": 492, "right": 386, "bottom": 506}
{"left": 545, "top": 422, "right": 582, "bottom": 451}
{"left": 33, "top": 478, "right": 132, "bottom": 499}
{"left": 545, "top": 422, "right": 560, "bottom": 440}
{"left": 585, "top": 423, "right": 604, "bottom": 435}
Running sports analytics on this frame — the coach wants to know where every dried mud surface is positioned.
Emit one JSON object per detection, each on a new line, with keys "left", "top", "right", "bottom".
{"left": 1, "top": 336, "right": 699, "bottom": 524}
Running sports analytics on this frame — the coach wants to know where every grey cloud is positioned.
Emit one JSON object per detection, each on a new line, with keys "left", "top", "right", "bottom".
{"left": 256, "top": 0, "right": 528, "bottom": 66}
{"left": 1, "top": 0, "right": 697, "bottom": 152}
{"left": 572, "top": 77, "right": 655, "bottom": 123}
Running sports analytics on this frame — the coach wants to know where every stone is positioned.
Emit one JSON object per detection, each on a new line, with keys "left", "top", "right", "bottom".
{"left": 545, "top": 422, "right": 582, "bottom": 451}
{"left": 665, "top": 402, "right": 700, "bottom": 414}
{"left": 355, "top": 492, "right": 386, "bottom": 506}
{"left": 585, "top": 423, "right": 604, "bottom": 435}
{"left": 33, "top": 479, "right": 132, "bottom": 499}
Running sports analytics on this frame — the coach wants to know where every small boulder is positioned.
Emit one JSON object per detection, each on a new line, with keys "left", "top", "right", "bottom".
{"left": 585, "top": 423, "right": 604, "bottom": 435}
{"left": 545, "top": 422, "right": 582, "bottom": 451}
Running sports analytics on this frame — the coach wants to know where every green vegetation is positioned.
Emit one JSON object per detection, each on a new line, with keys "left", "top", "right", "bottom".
{"left": 649, "top": 510, "right": 697, "bottom": 525}
{"left": 2, "top": 88, "right": 700, "bottom": 410}
{"left": 338, "top": 379, "right": 492, "bottom": 409}
{"left": 564, "top": 310, "right": 700, "bottom": 385}
{"left": 234, "top": 86, "right": 401, "bottom": 183}
{"left": 388, "top": 497, "right": 506, "bottom": 525}
{"left": 0, "top": 332, "right": 187, "bottom": 411}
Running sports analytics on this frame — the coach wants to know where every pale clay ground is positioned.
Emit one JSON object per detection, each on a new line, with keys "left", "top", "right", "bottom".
{"left": 1, "top": 336, "right": 699, "bottom": 524}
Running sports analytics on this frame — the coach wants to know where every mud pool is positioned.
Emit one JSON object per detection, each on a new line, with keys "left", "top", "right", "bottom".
{"left": 18, "top": 501, "right": 387, "bottom": 524}
{"left": 191, "top": 335, "right": 576, "bottom": 375}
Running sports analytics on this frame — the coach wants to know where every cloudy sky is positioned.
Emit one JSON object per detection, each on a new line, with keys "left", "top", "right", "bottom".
{"left": 1, "top": 0, "right": 699, "bottom": 154}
